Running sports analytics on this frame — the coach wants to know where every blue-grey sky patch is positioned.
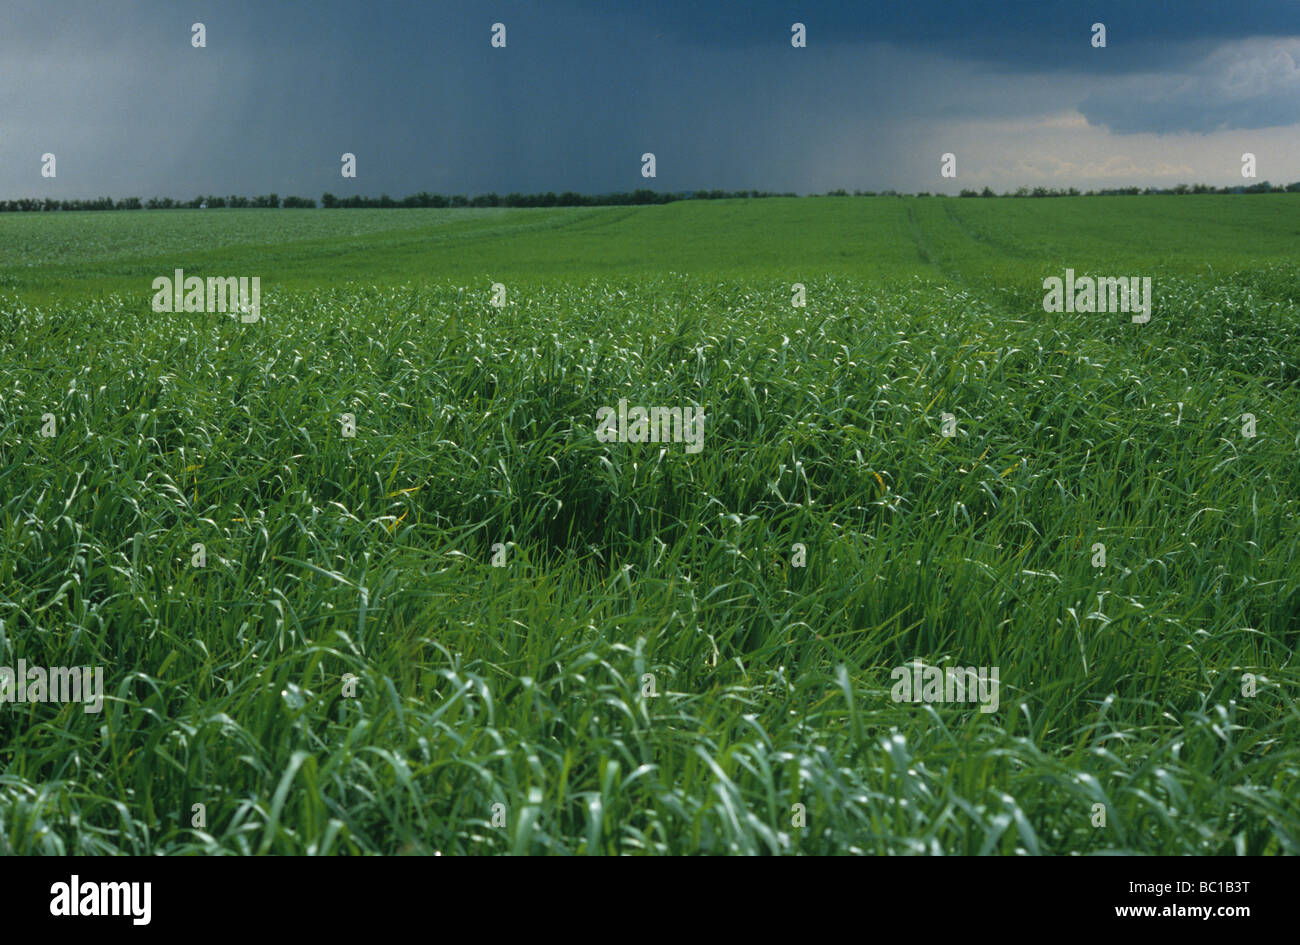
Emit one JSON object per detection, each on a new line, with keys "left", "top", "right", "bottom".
{"left": 1, "top": 0, "right": 1298, "bottom": 199}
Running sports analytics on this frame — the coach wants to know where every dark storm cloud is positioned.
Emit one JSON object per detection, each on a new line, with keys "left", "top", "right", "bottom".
{"left": 0, "top": 0, "right": 1298, "bottom": 199}
{"left": 586, "top": 0, "right": 1300, "bottom": 72}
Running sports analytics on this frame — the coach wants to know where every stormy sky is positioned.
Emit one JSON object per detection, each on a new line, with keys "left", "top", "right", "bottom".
{"left": 2, "top": 0, "right": 1299, "bottom": 198}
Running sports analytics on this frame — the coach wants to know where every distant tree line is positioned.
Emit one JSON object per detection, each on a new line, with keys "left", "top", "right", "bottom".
{"left": 318, "top": 189, "right": 794, "bottom": 208}
{"left": 950, "top": 182, "right": 1300, "bottom": 197}
{"left": 0, "top": 189, "right": 793, "bottom": 212}
{"left": 0, "top": 194, "right": 311, "bottom": 212}
{"left": 2, "top": 183, "right": 1298, "bottom": 212}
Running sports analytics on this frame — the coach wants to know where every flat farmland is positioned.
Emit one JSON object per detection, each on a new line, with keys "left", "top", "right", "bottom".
{"left": 0, "top": 196, "right": 1297, "bottom": 854}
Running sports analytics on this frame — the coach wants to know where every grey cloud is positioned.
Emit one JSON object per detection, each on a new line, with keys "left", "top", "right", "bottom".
{"left": 1080, "top": 39, "right": 1300, "bottom": 134}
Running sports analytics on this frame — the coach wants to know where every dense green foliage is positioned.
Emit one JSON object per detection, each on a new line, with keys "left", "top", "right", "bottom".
{"left": 0, "top": 198, "right": 1297, "bottom": 854}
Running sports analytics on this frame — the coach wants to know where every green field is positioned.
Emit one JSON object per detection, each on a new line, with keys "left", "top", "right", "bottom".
{"left": 1, "top": 196, "right": 1298, "bottom": 854}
